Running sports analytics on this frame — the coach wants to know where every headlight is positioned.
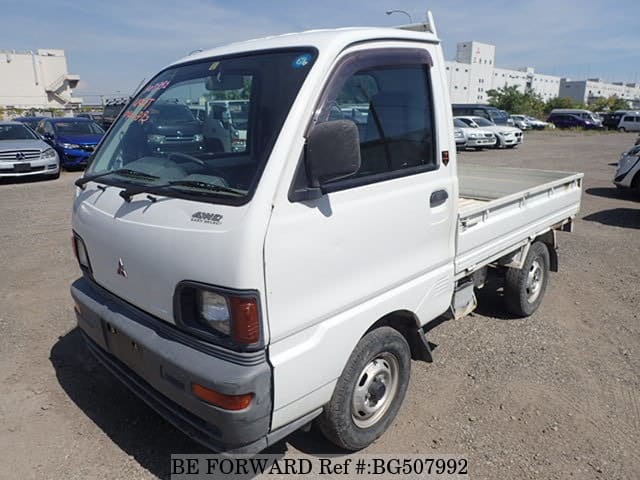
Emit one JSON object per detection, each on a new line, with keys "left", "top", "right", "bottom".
{"left": 200, "top": 291, "right": 231, "bottom": 336}
{"left": 40, "top": 148, "right": 57, "bottom": 160}
{"left": 500, "top": 131, "right": 511, "bottom": 136}
{"left": 177, "top": 283, "right": 261, "bottom": 349}
{"left": 62, "top": 143, "right": 80, "bottom": 149}
{"left": 193, "top": 134, "right": 204, "bottom": 142}
{"left": 147, "top": 134, "right": 165, "bottom": 144}
{"left": 454, "top": 131, "right": 464, "bottom": 138}
{"left": 469, "top": 133, "right": 482, "bottom": 139}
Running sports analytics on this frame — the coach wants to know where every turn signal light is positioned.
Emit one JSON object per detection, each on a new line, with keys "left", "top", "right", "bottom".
{"left": 192, "top": 383, "right": 254, "bottom": 410}
{"left": 230, "top": 297, "right": 260, "bottom": 344}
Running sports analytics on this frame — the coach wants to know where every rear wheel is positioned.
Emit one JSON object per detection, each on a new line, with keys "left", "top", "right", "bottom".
{"left": 504, "top": 242, "right": 550, "bottom": 317}
{"left": 317, "top": 327, "right": 411, "bottom": 451}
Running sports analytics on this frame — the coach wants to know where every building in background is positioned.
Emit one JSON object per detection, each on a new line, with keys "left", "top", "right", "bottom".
{"left": 559, "top": 79, "right": 640, "bottom": 108}
{"left": 0, "top": 49, "right": 82, "bottom": 114}
{"left": 445, "top": 41, "right": 562, "bottom": 104}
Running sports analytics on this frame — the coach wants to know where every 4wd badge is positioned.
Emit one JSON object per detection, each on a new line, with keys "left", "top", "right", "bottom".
{"left": 191, "top": 211, "right": 223, "bottom": 225}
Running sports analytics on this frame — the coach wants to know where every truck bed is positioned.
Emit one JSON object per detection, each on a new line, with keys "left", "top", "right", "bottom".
{"left": 455, "top": 164, "right": 583, "bottom": 276}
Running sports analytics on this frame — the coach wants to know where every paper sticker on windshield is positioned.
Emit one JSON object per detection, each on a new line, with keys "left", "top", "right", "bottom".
{"left": 292, "top": 54, "right": 313, "bottom": 69}
{"left": 209, "top": 61, "right": 220, "bottom": 71}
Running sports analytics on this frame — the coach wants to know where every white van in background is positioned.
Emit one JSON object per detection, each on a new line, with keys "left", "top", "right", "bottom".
{"left": 617, "top": 113, "right": 640, "bottom": 132}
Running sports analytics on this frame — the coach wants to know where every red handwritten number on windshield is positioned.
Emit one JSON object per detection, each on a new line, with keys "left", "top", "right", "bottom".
{"left": 143, "top": 80, "right": 171, "bottom": 93}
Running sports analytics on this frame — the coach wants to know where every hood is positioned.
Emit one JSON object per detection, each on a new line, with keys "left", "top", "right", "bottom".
{"left": 58, "top": 134, "right": 103, "bottom": 146}
{"left": 483, "top": 125, "right": 521, "bottom": 134}
{"left": 72, "top": 186, "right": 262, "bottom": 325}
{"left": 0, "top": 139, "right": 50, "bottom": 152}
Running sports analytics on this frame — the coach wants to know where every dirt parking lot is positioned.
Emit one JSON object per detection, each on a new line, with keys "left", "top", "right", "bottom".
{"left": 0, "top": 132, "right": 638, "bottom": 479}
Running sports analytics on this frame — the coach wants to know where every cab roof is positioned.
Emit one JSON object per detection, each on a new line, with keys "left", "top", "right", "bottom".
{"left": 171, "top": 27, "right": 439, "bottom": 67}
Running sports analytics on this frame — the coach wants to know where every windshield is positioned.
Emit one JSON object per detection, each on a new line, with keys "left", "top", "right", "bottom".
{"left": 0, "top": 124, "right": 38, "bottom": 140}
{"left": 55, "top": 121, "right": 104, "bottom": 135}
{"left": 87, "top": 49, "right": 316, "bottom": 204}
{"left": 472, "top": 117, "right": 494, "bottom": 127}
{"left": 453, "top": 119, "right": 467, "bottom": 128}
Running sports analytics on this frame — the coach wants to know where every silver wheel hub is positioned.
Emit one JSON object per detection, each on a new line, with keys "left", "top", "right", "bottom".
{"left": 526, "top": 259, "right": 544, "bottom": 302}
{"left": 351, "top": 352, "right": 399, "bottom": 428}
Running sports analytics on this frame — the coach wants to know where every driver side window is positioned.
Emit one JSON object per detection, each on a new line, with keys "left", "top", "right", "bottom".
{"left": 320, "top": 63, "right": 436, "bottom": 181}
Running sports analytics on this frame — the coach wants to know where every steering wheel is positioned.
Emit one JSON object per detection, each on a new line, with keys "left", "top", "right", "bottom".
{"left": 167, "top": 152, "right": 205, "bottom": 167}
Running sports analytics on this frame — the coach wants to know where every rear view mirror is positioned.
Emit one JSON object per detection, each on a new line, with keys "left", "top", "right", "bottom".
{"left": 205, "top": 73, "right": 244, "bottom": 91}
{"left": 306, "top": 120, "right": 361, "bottom": 190}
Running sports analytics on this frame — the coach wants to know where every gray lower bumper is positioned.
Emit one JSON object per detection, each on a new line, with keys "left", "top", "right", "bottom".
{"left": 70, "top": 277, "right": 272, "bottom": 453}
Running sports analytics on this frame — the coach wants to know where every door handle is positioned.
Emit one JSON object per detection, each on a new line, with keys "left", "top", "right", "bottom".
{"left": 430, "top": 189, "right": 449, "bottom": 208}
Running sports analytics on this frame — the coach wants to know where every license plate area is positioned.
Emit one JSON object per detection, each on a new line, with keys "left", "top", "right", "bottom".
{"left": 14, "top": 163, "right": 31, "bottom": 172}
{"left": 103, "top": 322, "right": 144, "bottom": 371}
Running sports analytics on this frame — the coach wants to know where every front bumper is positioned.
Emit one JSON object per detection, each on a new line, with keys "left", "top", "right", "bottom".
{"left": 70, "top": 277, "right": 272, "bottom": 453}
{"left": 0, "top": 157, "right": 59, "bottom": 177}
{"left": 59, "top": 147, "right": 93, "bottom": 167}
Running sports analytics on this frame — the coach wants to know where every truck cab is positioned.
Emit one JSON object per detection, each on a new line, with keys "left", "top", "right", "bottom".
{"left": 70, "top": 15, "right": 582, "bottom": 453}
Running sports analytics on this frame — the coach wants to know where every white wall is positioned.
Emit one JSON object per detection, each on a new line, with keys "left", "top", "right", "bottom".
{"left": 0, "top": 49, "right": 81, "bottom": 109}
{"left": 445, "top": 41, "right": 561, "bottom": 104}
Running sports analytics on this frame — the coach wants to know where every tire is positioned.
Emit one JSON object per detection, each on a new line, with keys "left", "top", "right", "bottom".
{"left": 494, "top": 136, "right": 503, "bottom": 149}
{"left": 619, "top": 127, "right": 626, "bottom": 132}
{"left": 506, "top": 144, "right": 517, "bottom": 149}
{"left": 504, "top": 242, "right": 550, "bottom": 317}
{"left": 317, "top": 326, "right": 411, "bottom": 451}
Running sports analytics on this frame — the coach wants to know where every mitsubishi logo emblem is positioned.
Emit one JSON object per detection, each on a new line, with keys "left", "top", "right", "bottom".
{"left": 117, "top": 258, "right": 128, "bottom": 278}
{"left": 16, "top": 152, "right": 26, "bottom": 160}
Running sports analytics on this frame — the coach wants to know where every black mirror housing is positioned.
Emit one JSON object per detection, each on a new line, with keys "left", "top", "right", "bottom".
{"left": 306, "top": 120, "right": 361, "bottom": 189}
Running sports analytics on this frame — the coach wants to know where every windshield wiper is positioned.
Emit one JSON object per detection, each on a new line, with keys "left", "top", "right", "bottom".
{"left": 167, "top": 180, "right": 244, "bottom": 196}
{"left": 75, "top": 168, "right": 159, "bottom": 189}
{"left": 119, "top": 180, "right": 243, "bottom": 202}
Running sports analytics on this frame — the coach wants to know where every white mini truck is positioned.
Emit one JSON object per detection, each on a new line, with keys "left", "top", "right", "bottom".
{"left": 70, "top": 14, "right": 583, "bottom": 453}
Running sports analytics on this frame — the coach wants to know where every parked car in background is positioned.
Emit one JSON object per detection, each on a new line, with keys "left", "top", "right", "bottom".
{"left": 455, "top": 116, "right": 522, "bottom": 148}
{"left": 510, "top": 115, "right": 531, "bottom": 130}
{"left": 102, "top": 99, "right": 129, "bottom": 130}
{"left": 453, "top": 120, "right": 466, "bottom": 148}
{"left": 452, "top": 104, "right": 511, "bottom": 126}
{"left": 453, "top": 118, "right": 496, "bottom": 150}
{"left": 549, "top": 109, "right": 602, "bottom": 127}
{"left": 36, "top": 118, "right": 104, "bottom": 169}
{"left": 142, "top": 102, "right": 204, "bottom": 154}
{"left": 602, "top": 112, "right": 625, "bottom": 130}
{"left": 613, "top": 144, "right": 640, "bottom": 193}
{"left": 546, "top": 113, "right": 603, "bottom": 130}
{"left": 617, "top": 113, "right": 640, "bottom": 132}
{"left": 13, "top": 116, "right": 48, "bottom": 132}
{"left": 77, "top": 112, "right": 104, "bottom": 124}
{"left": 0, "top": 121, "right": 59, "bottom": 179}
{"left": 524, "top": 116, "right": 553, "bottom": 130}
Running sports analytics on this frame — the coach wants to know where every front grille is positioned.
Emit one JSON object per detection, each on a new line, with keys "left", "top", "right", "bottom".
{"left": 0, "top": 149, "right": 41, "bottom": 161}
{"left": 484, "top": 133, "right": 493, "bottom": 138}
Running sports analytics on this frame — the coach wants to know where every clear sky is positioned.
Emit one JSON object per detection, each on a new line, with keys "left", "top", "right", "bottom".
{"left": 4, "top": 0, "right": 640, "bottom": 103}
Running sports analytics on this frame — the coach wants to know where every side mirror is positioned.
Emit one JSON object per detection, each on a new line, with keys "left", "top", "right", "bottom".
{"left": 305, "top": 120, "right": 361, "bottom": 193}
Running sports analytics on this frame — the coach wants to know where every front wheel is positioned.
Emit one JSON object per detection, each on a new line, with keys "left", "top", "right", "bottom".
{"left": 504, "top": 242, "right": 550, "bottom": 317}
{"left": 317, "top": 327, "right": 411, "bottom": 451}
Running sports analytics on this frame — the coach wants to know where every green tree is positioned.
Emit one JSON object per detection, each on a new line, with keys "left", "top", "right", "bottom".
{"left": 543, "top": 96, "right": 585, "bottom": 114}
{"left": 587, "top": 95, "right": 630, "bottom": 112}
{"left": 486, "top": 85, "right": 546, "bottom": 118}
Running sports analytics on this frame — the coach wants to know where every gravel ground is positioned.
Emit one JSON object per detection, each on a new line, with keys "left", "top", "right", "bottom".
{"left": 0, "top": 132, "right": 638, "bottom": 480}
